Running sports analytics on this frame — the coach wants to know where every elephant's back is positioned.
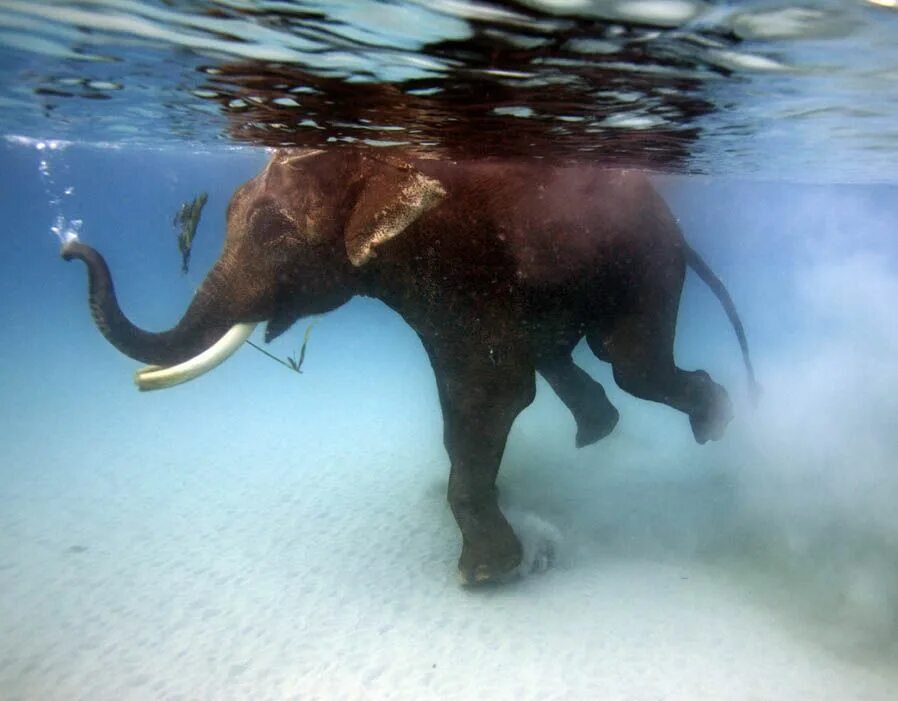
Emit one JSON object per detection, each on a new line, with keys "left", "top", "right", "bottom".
{"left": 418, "top": 159, "right": 682, "bottom": 289}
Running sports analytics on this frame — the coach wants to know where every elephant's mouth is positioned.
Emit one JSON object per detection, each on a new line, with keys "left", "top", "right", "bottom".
{"left": 134, "top": 322, "right": 257, "bottom": 391}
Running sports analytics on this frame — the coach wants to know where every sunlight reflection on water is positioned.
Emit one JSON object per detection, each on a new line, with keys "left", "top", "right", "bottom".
{"left": 0, "top": 1, "right": 896, "bottom": 179}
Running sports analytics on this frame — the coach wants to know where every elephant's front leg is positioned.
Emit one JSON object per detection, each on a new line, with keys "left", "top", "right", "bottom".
{"left": 428, "top": 339, "right": 536, "bottom": 585}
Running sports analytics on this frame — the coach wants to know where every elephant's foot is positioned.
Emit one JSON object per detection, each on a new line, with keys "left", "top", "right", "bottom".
{"left": 575, "top": 399, "right": 620, "bottom": 449}
{"left": 688, "top": 372, "right": 733, "bottom": 444}
{"left": 456, "top": 507, "right": 523, "bottom": 586}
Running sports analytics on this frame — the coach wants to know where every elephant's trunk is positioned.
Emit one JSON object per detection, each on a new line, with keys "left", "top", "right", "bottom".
{"left": 62, "top": 239, "right": 255, "bottom": 390}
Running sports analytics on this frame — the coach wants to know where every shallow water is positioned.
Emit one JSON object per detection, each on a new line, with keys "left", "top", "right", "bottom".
{"left": 1, "top": 3, "right": 898, "bottom": 701}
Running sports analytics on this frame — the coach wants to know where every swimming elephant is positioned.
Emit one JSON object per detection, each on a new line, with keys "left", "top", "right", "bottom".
{"left": 62, "top": 148, "right": 757, "bottom": 585}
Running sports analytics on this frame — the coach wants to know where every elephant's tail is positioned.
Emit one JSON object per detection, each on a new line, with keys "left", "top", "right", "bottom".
{"left": 684, "top": 243, "right": 761, "bottom": 405}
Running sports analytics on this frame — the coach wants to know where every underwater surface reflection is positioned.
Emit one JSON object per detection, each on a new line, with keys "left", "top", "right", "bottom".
{"left": 1, "top": 0, "right": 897, "bottom": 180}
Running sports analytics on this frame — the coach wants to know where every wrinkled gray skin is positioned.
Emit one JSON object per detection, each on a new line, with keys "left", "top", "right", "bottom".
{"left": 63, "top": 149, "right": 756, "bottom": 585}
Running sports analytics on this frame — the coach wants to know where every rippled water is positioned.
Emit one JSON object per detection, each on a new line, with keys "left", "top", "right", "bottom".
{"left": 1, "top": 0, "right": 897, "bottom": 181}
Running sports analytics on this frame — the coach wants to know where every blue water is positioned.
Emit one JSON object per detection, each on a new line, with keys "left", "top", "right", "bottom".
{"left": 2, "top": 1, "right": 898, "bottom": 699}
{"left": 2, "top": 139, "right": 897, "bottom": 699}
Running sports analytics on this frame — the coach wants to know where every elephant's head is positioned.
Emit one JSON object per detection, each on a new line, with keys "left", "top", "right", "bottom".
{"left": 62, "top": 149, "right": 446, "bottom": 390}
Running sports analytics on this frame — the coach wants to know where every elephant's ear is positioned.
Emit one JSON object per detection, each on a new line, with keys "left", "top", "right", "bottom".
{"left": 344, "top": 159, "right": 446, "bottom": 267}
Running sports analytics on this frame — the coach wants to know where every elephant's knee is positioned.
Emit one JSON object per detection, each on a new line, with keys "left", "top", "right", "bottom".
{"left": 470, "top": 368, "right": 535, "bottom": 421}
{"left": 612, "top": 361, "right": 657, "bottom": 400}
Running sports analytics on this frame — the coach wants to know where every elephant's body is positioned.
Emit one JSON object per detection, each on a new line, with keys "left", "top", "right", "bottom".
{"left": 367, "top": 158, "right": 684, "bottom": 364}
{"left": 64, "top": 149, "right": 755, "bottom": 585}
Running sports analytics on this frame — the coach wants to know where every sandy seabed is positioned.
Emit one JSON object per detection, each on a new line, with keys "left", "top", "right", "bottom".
{"left": 1, "top": 357, "right": 896, "bottom": 701}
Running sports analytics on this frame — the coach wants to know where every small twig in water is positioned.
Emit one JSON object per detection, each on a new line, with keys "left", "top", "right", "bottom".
{"left": 247, "top": 340, "right": 296, "bottom": 371}
{"left": 247, "top": 319, "right": 318, "bottom": 375}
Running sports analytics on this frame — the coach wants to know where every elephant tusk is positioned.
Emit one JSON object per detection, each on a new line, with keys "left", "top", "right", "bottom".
{"left": 134, "top": 322, "right": 257, "bottom": 391}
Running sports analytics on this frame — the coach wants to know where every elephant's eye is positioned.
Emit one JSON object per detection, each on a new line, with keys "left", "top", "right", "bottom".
{"left": 249, "top": 203, "right": 298, "bottom": 248}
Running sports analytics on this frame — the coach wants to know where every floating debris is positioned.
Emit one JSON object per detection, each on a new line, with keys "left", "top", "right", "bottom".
{"left": 247, "top": 319, "right": 318, "bottom": 375}
{"left": 173, "top": 192, "right": 207, "bottom": 274}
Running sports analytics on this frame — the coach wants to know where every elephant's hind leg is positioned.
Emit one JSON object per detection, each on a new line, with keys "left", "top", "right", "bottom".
{"left": 588, "top": 313, "right": 733, "bottom": 444}
{"left": 538, "top": 355, "right": 619, "bottom": 448}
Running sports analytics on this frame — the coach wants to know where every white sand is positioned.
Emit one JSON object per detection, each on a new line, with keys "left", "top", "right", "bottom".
{"left": 2, "top": 360, "right": 896, "bottom": 701}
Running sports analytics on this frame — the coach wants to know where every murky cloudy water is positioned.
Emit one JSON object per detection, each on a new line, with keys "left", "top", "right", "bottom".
{"left": 1, "top": 2, "right": 897, "bottom": 700}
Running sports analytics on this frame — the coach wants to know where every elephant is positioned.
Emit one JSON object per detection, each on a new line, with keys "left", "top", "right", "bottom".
{"left": 62, "top": 148, "right": 757, "bottom": 585}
